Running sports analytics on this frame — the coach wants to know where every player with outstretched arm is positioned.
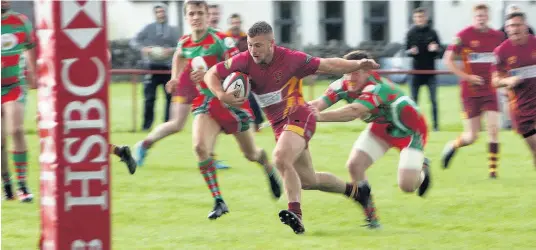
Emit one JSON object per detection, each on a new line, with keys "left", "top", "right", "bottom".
{"left": 204, "top": 21, "right": 379, "bottom": 234}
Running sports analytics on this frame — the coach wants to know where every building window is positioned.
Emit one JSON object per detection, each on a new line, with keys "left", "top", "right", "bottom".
{"left": 274, "top": 1, "right": 298, "bottom": 44}
{"left": 408, "top": 1, "right": 434, "bottom": 27}
{"left": 320, "top": 1, "right": 344, "bottom": 42}
{"left": 364, "top": 1, "right": 389, "bottom": 41}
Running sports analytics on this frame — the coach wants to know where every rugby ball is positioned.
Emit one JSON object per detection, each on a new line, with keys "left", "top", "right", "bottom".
{"left": 191, "top": 56, "right": 208, "bottom": 72}
{"left": 149, "top": 46, "right": 167, "bottom": 60}
{"left": 222, "top": 72, "right": 250, "bottom": 98}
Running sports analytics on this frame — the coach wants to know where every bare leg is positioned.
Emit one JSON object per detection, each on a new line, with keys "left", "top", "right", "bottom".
{"left": 134, "top": 103, "right": 191, "bottom": 167}
{"left": 442, "top": 116, "right": 481, "bottom": 169}
{"left": 192, "top": 114, "right": 229, "bottom": 220}
{"left": 233, "top": 128, "right": 281, "bottom": 198}
{"left": 3, "top": 101, "right": 29, "bottom": 197}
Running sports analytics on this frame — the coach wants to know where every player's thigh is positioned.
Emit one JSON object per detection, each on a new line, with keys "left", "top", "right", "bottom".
{"left": 273, "top": 130, "right": 306, "bottom": 166}
{"left": 463, "top": 114, "right": 481, "bottom": 136}
{"left": 192, "top": 113, "right": 221, "bottom": 154}
{"left": 1, "top": 108, "right": 5, "bottom": 144}
{"left": 347, "top": 124, "right": 390, "bottom": 168}
{"left": 170, "top": 102, "right": 191, "bottom": 128}
{"left": 2, "top": 100, "right": 25, "bottom": 135}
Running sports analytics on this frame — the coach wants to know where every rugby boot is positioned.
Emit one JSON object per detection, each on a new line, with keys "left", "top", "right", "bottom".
{"left": 117, "top": 145, "right": 137, "bottom": 175}
{"left": 3, "top": 184, "right": 14, "bottom": 201}
{"left": 17, "top": 186, "right": 33, "bottom": 203}
{"left": 133, "top": 141, "right": 148, "bottom": 167}
{"left": 268, "top": 174, "right": 281, "bottom": 199}
{"left": 259, "top": 149, "right": 281, "bottom": 199}
{"left": 215, "top": 160, "right": 231, "bottom": 170}
{"left": 279, "top": 210, "right": 305, "bottom": 234}
{"left": 208, "top": 199, "right": 229, "bottom": 220}
{"left": 418, "top": 158, "right": 431, "bottom": 197}
{"left": 441, "top": 141, "right": 457, "bottom": 169}
{"left": 354, "top": 182, "right": 380, "bottom": 229}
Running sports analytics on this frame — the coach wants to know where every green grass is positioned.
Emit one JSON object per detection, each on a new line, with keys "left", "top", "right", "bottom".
{"left": 2, "top": 82, "right": 536, "bottom": 250}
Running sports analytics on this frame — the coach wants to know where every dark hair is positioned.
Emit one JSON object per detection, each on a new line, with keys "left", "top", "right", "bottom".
{"left": 343, "top": 50, "right": 371, "bottom": 61}
{"left": 413, "top": 7, "right": 426, "bottom": 14}
{"left": 183, "top": 0, "right": 208, "bottom": 14}
{"left": 230, "top": 13, "right": 241, "bottom": 19}
{"left": 208, "top": 4, "right": 219, "bottom": 9}
{"left": 506, "top": 12, "right": 526, "bottom": 21}
{"left": 247, "top": 21, "right": 273, "bottom": 37}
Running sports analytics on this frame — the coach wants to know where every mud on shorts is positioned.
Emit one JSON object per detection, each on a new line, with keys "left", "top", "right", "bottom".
{"left": 192, "top": 94, "right": 253, "bottom": 134}
{"left": 1, "top": 81, "right": 27, "bottom": 105}
{"left": 461, "top": 94, "right": 499, "bottom": 119}
{"left": 272, "top": 105, "right": 316, "bottom": 148}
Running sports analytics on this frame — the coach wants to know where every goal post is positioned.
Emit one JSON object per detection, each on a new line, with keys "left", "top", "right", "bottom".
{"left": 35, "top": 1, "right": 111, "bottom": 249}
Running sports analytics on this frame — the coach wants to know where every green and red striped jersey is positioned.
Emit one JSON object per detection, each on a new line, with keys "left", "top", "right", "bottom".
{"left": 355, "top": 80, "right": 423, "bottom": 138}
{"left": 1, "top": 11, "right": 35, "bottom": 86}
{"left": 177, "top": 27, "right": 238, "bottom": 95}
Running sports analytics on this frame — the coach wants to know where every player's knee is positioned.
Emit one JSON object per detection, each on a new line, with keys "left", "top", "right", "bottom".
{"left": 171, "top": 119, "right": 185, "bottom": 132}
{"left": 398, "top": 181, "right": 417, "bottom": 193}
{"left": 465, "top": 132, "right": 478, "bottom": 144}
{"left": 9, "top": 125, "right": 24, "bottom": 139}
{"left": 273, "top": 149, "right": 291, "bottom": 170}
{"left": 301, "top": 181, "right": 316, "bottom": 190}
{"left": 243, "top": 150, "right": 258, "bottom": 162}
{"left": 193, "top": 142, "right": 210, "bottom": 159}
{"left": 346, "top": 158, "right": 366, "bottom": 176}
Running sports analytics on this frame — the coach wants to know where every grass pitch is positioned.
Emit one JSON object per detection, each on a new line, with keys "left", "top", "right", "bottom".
{"left": 2, "top": 82, "right": 536, "bottom": 250}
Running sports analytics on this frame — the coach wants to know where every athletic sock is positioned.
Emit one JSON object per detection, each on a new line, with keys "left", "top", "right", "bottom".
{"left": 288, "top": 202, "right": 302, "bottom": 219}
{"left": 141, "top": 139, "right": 153, "bottom": 149}
{"left": 344, "top": 182, "right": 359, "bottom": 200}
{"left": 199, "top": 158, "right": 222, "bottom": 200}
{"left": 2, "top": 172, "right": 12, "bottom": 187}
{"left": 489, "top": 142, "right": 499, "bottom": 175}
{"left": 12, "top": 151, "right": 28, "bottom": 189}
{"left": 110, "top": 144, "right": 122, "bottom": 157}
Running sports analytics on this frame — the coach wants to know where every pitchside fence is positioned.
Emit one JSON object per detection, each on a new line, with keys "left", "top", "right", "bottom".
{"left": 110, "top": 69, "right": 452, "bottom": 133}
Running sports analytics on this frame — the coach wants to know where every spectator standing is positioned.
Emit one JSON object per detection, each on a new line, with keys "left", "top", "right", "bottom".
{"left": 208, "top": 4, "right": 221, "bottom": 30}
{"left": 225, "top": 13, "right": 265, "bottom": 131}
{"left": 130, "top": 3, "right": 179, "bottom": 131}
{"left": 405, "top": 7, "right": 442, "bottom": 131}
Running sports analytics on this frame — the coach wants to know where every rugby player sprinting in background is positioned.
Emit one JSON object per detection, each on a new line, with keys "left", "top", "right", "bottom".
{"left": 205, "top": 21, "right": 379, "bottom": 234}
{"left": 133, "top": 1, "right": 230, "bottom": 170}
{"left": 492, "top": 12, "right": 536, "bottom": 168}
{"left": 1, "top": 0, "right": 36, "bottom": 202}
{"left": 312, "top": 50, "right": 431, "bottom": 229}
{"left": 442, "top": 4, "right": 505, "bottom": 178}
{"left": 165, "top": 1, "right": 281, "bottom": 220}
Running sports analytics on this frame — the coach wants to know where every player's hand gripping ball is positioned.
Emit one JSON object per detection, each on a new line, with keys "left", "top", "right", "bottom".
{"left": 222, "top": 72, "right": 251, "bottom": 99}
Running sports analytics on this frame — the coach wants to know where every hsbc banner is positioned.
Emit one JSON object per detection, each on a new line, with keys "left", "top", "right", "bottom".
{"left": 35, "top": 1, "right": 110, "bottom": 250}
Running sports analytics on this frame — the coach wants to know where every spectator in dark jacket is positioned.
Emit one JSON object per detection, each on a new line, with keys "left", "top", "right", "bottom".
{"left": 130, "top": 3, "right": 179, "bottom": 131}
{"left": 405, "top": 7, "right": 442, "bottom": 131}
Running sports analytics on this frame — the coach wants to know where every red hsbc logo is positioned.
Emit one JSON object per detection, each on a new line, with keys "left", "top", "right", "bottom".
{"left": 37, "top": 1, "right": 110, "bottom": 249}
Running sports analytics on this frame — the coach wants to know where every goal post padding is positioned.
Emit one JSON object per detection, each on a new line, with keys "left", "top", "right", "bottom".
{"left": 36, "top": 1, "right": 111, "bottom": 249}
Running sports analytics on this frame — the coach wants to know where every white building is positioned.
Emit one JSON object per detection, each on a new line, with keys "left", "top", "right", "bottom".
{"left": 107, "top": 0, "right": 536, "bottom": 47}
